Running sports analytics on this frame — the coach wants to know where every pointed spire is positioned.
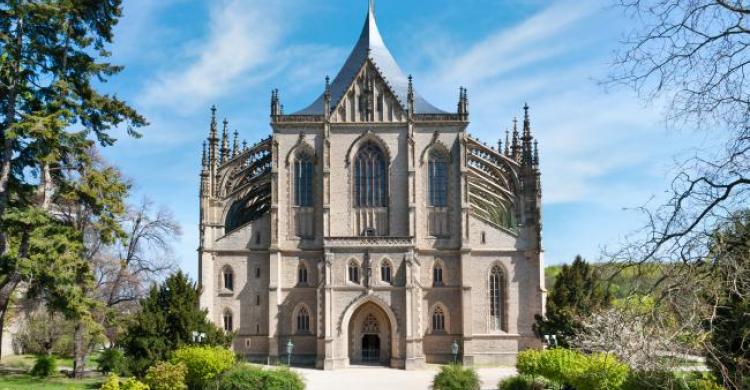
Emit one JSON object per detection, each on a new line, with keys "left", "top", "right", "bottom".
{"left": 533, "top": 140, "right": 539, "bottom": 167}
{"left": 511, "top": 117, "right": 521, "bottom": 162}
{"left": 407, "top": 75, "right": 415, "bottom": 114}
{"left": 497, "top": 138, "right": 503, "bottom": 154}
{"left": 220, "top": 118, "right": 230, "bottom": 164}
{"left": 242, "top": 140, "right": 248, "bottom": 151}
{"left": 232, "top": 130, "right": 239, "bottom": 157}
{"left": 201, "top": 141, "right": 207, "bottom": 169}
{"left": 208, "top": 105, "right": 219, "bottom": 170}
{"left": 504, "top": 129, "right": 511, "bottom": 156}
{"left": 369, "top": 0, "right": 375, "bottom": 14}
{"left": 522, "top": 103, "right": 534, "bottom": 167}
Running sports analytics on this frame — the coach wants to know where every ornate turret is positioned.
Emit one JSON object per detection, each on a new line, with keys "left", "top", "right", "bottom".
{"left": 521, "top": 103, "right": 534, "bottom": 167}
{"left": 504, "top": 130, "right": 511, "bottom": 156}
{"left": 271, "top": 89, "right": 281, "bottom": 117}
{"left": 232, "top": 130, "right": 239, "bottom": 158}
{"left": 323, "top": 76, "right": 331, "bottom": 116}
{"left": 511, "top": 117, "right": 521, "bottom": 162}
{"left": 220, "top": 118, "right": 230, "bottom": 164}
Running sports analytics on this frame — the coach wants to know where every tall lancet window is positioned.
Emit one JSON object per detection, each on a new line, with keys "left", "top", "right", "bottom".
{"left": 354, "top": 142, "right": 388, "bottom": 207}
{"left": 428, "top": 151, "right": 448, "bottom": 207}
{"left": 489, "top": 265, "right": 505, "bottom": 331}
{"left": 295, "top": 152, "right": 313, "bottom": 207}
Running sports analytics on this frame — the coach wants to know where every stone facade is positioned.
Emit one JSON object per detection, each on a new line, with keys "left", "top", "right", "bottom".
{"left": 198, "top": 3, "right": 544, "bottom": 369}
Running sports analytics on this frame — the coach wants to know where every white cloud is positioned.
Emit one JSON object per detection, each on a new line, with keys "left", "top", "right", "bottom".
{"left": 140, "top": 0, "right": 284, "bottom": 112}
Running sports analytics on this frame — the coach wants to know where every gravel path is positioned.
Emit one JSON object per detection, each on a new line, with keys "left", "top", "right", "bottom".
{"left": 294, "top": 365, "right": 517, "bottom": 390}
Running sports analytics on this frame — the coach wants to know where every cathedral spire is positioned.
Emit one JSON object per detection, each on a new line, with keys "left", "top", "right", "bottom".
{"left": 208, "top": 105, "right": 219, "bottom": 170}
{"left": 522, "top": 103, "right": 534, "bottom": 167}
{"left": 504, "top": 129, "right": 511, "bottom": 156}
{"left": 369, "top": 0, "right": 375, "bottom": 14}
{"left": 407, "top": 75, "right": 415, "bottom": 115}
{"left": 201, "top": 141, "right": 207, "bottom": 169}
{"left": 511, "top": 117, "right": 521, "bottom": 162}
{"left": 220, "top": 118, "right": 230, "bottom": 164}
{"left": 533, "top": 139, "right": 540, "bottom": 168}
{"left": 232, "top": 130, "right": 239, "bottom": 158}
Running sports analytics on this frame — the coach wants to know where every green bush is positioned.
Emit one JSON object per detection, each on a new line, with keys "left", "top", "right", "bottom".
{"left": 144, "top": 362, "right": 187, "bottom": 390}
{"left": 98, "top": 348, "right": 128, "bottom": 375}
{"left": 218, "top": 365, "right": 304, "bottom": 390}
{"left": 432, "top": 364, "right": 480, "bottom": 390}
{"left": 622, "top": 370, "right": 723, "bottom": 390}
{"left": 171, "top": 346, "right": 235, "bottom": 389}
{"left": 99, "top": 374, "right": 150, "bottom": 390}
{"left": 497, "top": 374, "right": 546, "bottom": 390}
{"left": 30, "top": 355, "right": 57, "bottom": 378}
{"left": 517, "top": 348, "right": 628, "bottom": 390}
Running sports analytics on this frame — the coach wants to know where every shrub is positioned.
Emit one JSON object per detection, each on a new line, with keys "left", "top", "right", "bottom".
{"left": 218, "top": 365, "right": 304, "bottom": 390}
{"left": 144, "top": 362, "right": 188, "bottom": 390}
{"left": 569, "top": 353, "right": 629, "bottom": 390}
{"left": 171, "top": 346, "right": 235, "bottom": 389}
{"left": 98, "top": 348, "right": 128, "bottom": 375}
{"left": 432, "top": 364, "right": 480, "bottom": 390}
{"left": 497, "top": 374, "right": 546, "bottom": 390}
{"left": 99, "top": 374, "right": 150, "bottom": 390}
{"left": 30, "top": 355, "right": 57, "bottom": 378}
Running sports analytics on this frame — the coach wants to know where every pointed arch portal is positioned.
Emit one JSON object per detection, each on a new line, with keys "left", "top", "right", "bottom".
{"left": 342, "top": 297, "right": 397, "bottom": 367}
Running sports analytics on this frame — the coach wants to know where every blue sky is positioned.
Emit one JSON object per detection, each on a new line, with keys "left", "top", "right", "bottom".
{"left": 97, "top": 0, "right": 710, "bottom": 277}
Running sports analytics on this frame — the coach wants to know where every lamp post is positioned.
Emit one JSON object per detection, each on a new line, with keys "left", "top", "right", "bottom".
{"left": 192, "top": 331, "right": 206, "bottom": 344}
{"left": 451, "top": 339, "right": 459, "bottom": 364}
{"left": 286, "top": 339, "right": 294, "bottom": 366}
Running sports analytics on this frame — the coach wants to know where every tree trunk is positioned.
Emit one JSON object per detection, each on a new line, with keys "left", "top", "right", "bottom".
{"left": 72, "top": 321, "right": 87, "bottom": 379}
{"left": 0, "top": 273, "right": 22, "bottom": 360}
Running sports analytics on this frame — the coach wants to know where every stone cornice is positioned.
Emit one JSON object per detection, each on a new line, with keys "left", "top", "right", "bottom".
{"left": 323, "top": 236, "right": 414, "bottom": 248}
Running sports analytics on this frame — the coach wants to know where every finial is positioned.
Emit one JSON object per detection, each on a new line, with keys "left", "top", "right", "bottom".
{"left": 511, "top": 117, "right": 521, "bottom": 162}
{"left": 232, "top": 130, "right": 239, "bottom": 157}
{"left": 242, "top": 140, "right": 248, "bottom": 151}
{"left": 504, "top": 129, "right": 510, "bottom": 156}
{"left": 201, "top": 141, "right": 207, "bottom": 168}
{"left": 220, "top": 118, "right": 230, "bottom": 164}
{"left": 407, "top": 74, "right": 415, "bottom": 115}
{"left": 325, "top": 76, "right": 331, "bottom": 93}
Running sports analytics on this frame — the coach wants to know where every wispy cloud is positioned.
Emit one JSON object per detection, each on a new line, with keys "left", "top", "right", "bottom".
{"left": 140, "top": 0, "right": 285, "bottom": 112}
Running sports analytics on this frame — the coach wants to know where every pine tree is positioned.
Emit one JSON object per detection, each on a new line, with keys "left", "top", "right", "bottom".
{"left": 0, "top": 0, "right": 145, "bottom": 363}
{"left": 534, "top": 255, "right": 610, "bottom": 347}
{"left": 121, "top": 272, "right": 232, "bottom": 376}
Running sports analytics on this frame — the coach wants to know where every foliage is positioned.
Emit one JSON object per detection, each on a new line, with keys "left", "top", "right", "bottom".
{"left": 705, "top": 213, "right": 750, "bottom": 389}
{"left": 30, "top": 355, "right": 57, "bottom": 378}
{"left": 0, "top": 373, "right": 103, "bottom": 389}
{"left": 170, "top": 346, "right": 235, "bottom": 390}
{"left": 144, "top": 362, "right": 187, "bottom": 390}
{"left": 15, "top": 310, "right": 73, "bottom": 356}
{"left": 97, "top": 348, "right": 128, "bottom": 375}
{"left": 497, "top": 374, "right": 546, "bottom": 390}
{"left": 621, "top": 371, "right": 723, "bottom": 390}
{"left": 534, "top": 256, "right": 610, "bottom": 347}
{"left": 219, "top": 364, "right": 308, "bottom": 390}
{"left": 100, "top": 374, "right": 150, "bottom": 390}
{"left": 517, "top": 348, "right": 628, "bottom": 390}
{"left": 121, "top": 272, "right": 232, "bottom": 376}
{"left": 431, "top": 364, "right": 480, "bottom": 390}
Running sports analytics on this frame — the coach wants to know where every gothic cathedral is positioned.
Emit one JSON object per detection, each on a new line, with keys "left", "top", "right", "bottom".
{"left": 198, "top": 3, "right": 544, "bottom": 369}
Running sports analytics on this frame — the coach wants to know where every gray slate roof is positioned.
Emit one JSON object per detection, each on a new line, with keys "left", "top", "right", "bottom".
{"left": 292, "top": 6, "right": 447, "bottom": 115}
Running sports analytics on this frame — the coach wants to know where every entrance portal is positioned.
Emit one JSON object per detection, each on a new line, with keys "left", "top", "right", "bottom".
{"left": 348, "top": 302, "right": 392, "bottom": 366}
{"left": 361, "top": 334, "right": 380, "bottom": 362}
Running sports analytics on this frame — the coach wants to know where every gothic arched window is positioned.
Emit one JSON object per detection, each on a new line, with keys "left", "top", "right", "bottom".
{"left": 381, "top": 259, "right": 392, "bottom": 284}
{"left": 222, "top": 266, "right": 234, "bottom": 291}
{"left": 223, "top": 310, "right": 233, "bottom": 332}
{"left": 432, "top": 306, "right": 445, "bottom": 332}
{"left": 354, "top": 142, "right": 388, "bottom": 207}
{"left": 433, "top": 262, "right": 444, "bottom": 286}
{"left": 296, "top": 307, "right": 310, "bottom": 334}
{"left": 489, "top": 265, "right": 505, "bottom": 331}
{"left": 298, "top": 263, "right": 308, "bottom": 285}
{"left": 294, "top": 152, "right": 313, "bottom": 207}
{"left": 348, "top": 261, "right": 360, "bottom": 284}
{"left": 428, "top": 150, "right": 448, "bottom": 207}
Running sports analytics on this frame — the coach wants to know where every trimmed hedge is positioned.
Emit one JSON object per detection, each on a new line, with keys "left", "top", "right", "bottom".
{"left": 432, "top": 364, "right": 481, "bottom": 390}
{"left": 218, "top": 364, "right": 304, "bottom": 390}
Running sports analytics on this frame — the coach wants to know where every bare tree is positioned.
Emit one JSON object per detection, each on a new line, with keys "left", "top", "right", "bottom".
{"left": 603, "top": 1, "right": 750, "bottom": 387}
{"left": 93, "top": 198, "right": 181, "bottom": 344}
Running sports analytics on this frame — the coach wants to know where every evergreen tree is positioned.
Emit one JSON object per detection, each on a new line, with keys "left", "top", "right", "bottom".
{"left": 706, "top": 213, "right": 750, "bottom": 389}
{"left": 534, "top": 255, "right": 610, "bottom": 347}
{"left": 0, "top": 0, "right": 145, "bottom": 362}
{"left": 121, "top": 272, "right": 232, "bottom": 376}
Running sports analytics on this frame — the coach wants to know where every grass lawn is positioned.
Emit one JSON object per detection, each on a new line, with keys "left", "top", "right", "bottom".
{"left": 0, "top": 374, "right": 102, "bottom": 390}
{"left": 1, "top": 353, "right": 100, "bottom": 370}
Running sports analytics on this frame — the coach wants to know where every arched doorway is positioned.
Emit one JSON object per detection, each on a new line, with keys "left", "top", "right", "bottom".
{"left": 348, "top": 302, "right": 391, "bottom": 365}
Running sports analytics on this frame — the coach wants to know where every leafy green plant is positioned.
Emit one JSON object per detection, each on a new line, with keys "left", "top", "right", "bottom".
{"left": 517, "top": 348, "right": 629, "bottom": 390}
{"left": 171, "top": 346, "right": 235, "bottom": 389}
{"left": 144, "top": 362, "right": 187, "bottom": 390}
{"left": 432, "top": 364, "right": 480, "bottom": 390}
{"left": 497, "top": 374, "right": 546, "bottom": 390}
{"left": 101, "top": 374, "right": 121, "bottom": 390}
{"left": 218, "top": 364, "right": 305, "bottom": 390}
{"left": 99, "top": 374, "right": 150, "bottom": 390}
{"left": 97, "top": 348, "right": 128, "bottom": 375}
{"left": 30, "top": 355, "right": 57, "bottom": 378}
{"left": 569, "top": 353, "right": 629, "bottom": 390}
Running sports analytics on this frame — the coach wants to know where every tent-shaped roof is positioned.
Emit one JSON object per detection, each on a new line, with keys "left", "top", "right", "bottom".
{"left": 292, "top": 3, "right": 447, "bottom": 115}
